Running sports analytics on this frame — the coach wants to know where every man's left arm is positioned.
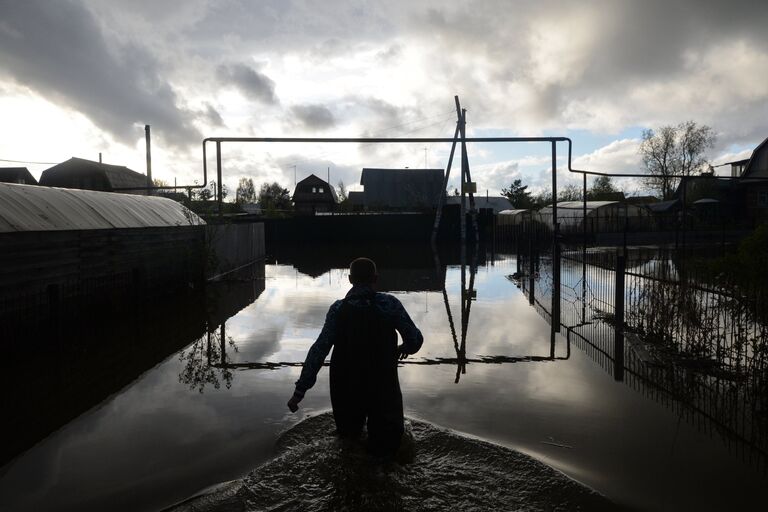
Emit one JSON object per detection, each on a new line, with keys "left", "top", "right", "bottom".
{"left": 287, "top": 301, "right": 341, "bottom": 412}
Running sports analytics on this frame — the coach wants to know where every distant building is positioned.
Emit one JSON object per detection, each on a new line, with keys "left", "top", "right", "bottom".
{"left": 446, "top": 195, "right": 512, "bottom": 214}
{"left": 738, "top": 137, "right": 768, "bottom": 221}
{"left": 358, "top": 168, "right": 444, "bottom": 211}
{"left": 588, "top": 191, "right": 626, "bottom": 202}
{"left": 729, "top": 158, "right": 750, "bottom": 177}
{"left": 292, "top": 174, "right": 337, "bottom": 215}
{"left": 39, "top": 157, "right": 148, "bottom": 195}
{"left": 537, "top": 201, "right": 652, "bottom": 233}
{"left": 0, "top": 167, "right": 37, "bottom": 185}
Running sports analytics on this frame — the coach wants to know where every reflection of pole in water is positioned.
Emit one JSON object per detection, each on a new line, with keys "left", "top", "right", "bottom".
{"left": 220, "top": 323, "right": 227, "bottom": 366}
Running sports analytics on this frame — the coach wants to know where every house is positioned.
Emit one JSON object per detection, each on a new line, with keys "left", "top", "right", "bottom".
{"left": 358, "top": 168, "right": 444, "bottom": 211}
{"left": 292, "top": 174, "right": 337, "bottom": 215}
{"left": 347, "top": 191, "right": 365, "bottom": 212}
{"left": 446, "top": 195, "right": 512, "bottom": 214}
{"left": 537, "top": 201, "right": 652, "bottom": 233}
{"left": 736, "top": 137, "right": 768, "bottom": 222}
{"left": 0, "top": 167, "right": 37, "bottom": 185}
{"left": 39, "top": 157, "right": 148, "bottom": 195}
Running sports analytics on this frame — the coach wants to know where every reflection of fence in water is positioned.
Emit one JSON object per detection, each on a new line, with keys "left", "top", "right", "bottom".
{"left": 518, "top": 243, "right": 768, "bottom": 472}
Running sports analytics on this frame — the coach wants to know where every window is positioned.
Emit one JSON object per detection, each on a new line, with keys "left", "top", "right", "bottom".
{"left": 759, "top": 191, "right": 768, "bottom": 207}
{"left": 312, "top": 187, "right": 317, "bottom": 193}
{"left": 318, "top": 187, "right": 324, "bottom": 193}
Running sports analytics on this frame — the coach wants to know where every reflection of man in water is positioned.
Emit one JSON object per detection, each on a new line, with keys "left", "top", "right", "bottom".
{"left": 288, "top": 257, "right": 423, "bottom": 457}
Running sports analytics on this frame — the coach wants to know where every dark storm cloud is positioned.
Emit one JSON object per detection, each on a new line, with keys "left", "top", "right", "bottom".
{"left": 217, "top": 63, "right": 278, "bottom": 105}
{"left": 188, "top": 0, "right": 396, "bottom": 52}
{"left": 202, "top": 103, "right": 224, "bottom": 127}
{"left": 289, "top": 104, "right": 336, "bottom": 130}
{"left": 0, "top": 0, "right": 201, "bottom": 148}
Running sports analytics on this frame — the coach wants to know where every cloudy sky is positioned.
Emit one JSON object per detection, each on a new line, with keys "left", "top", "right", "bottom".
{"left": 1, "top": 0, "right": 767, "bottom": 196}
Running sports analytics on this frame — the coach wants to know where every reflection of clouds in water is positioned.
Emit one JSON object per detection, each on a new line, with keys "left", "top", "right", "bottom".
{"left": 0, "top": 355, "right": 304, "bottom": 512}
{"left": 237, "top": 326, "right": 285, "bottom": 362}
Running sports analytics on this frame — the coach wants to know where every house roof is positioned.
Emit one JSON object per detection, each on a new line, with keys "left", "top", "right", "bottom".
{"left": 0, "top": 167, "right": 37, "bottom": 185}
{"left": 40, "top": 157, "right": 148, "bottom": 191}
{"left": 647, "top": 199, "right": 680, "bottom": 213}
{"left": 347, "top": 191, "right": 365, "bottom": 205}
{"left": 446, "top": 195, "right": 513, "bottom": 213}
{"left": 292, "top": 173, "right": 338, "bottom": 203}
{"left": 742, "top": 136, "right": 768, "bottom": 178}
{"left": 0, "top": 182, "right": 202, "bottom": 233}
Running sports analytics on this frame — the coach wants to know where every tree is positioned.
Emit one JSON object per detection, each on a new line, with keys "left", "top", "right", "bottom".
{"left": 337, "top": 180, "right": 348, "bottom": 202}
{"left": 639, "top": 121, "right": 716, "bottom": 199}
{"left": 501, "top": 179, "right": 534, "bottom": 209}
{"left": 588, "top": 175, "right": 617, "bottom": 199}
{"left": 258, "top": 182, "right": 292, "bottom": 211}
{"left": 558, "top": 183, "right": 582, "bottom": 201}
{"left": 235, "top": 177, "right": 256, "bottom": 204}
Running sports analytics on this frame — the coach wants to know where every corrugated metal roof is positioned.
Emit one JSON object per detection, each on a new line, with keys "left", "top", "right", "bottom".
{"left": 499, "top": 209, "right": 531, "bottom": 216}
{"left": 0, "top": 183, "right": 204, "bottom": 233}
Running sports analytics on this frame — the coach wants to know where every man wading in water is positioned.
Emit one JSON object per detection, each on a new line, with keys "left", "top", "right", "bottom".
{"left": 287, "top": 257, "right": 423, "bottom": 457}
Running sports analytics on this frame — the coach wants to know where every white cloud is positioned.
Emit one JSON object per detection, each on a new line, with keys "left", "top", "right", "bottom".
{"left": 2, "top": 0, "right": 767, "bottom": 190}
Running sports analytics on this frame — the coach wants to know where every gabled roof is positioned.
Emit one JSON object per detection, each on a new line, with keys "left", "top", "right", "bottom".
{"left": 40, "top": 157, "right": 148, "bottom": 190}
{"left": 293, "top": 173, "right": 338, "bottom": 202}
{"left": 0, "top": 167, "right": 37, "bottom": 185}
{"left": 742, "top": 136, "right": 768, "bottom": 178}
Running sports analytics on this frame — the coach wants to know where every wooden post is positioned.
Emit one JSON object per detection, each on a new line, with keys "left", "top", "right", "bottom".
{"left": 457, "top": 100, "right": 467, "bottom": 249}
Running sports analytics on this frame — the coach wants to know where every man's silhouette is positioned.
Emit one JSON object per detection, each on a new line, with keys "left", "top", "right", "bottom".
{"left": 287, "top": 257, "right": 423, "bottom": 457}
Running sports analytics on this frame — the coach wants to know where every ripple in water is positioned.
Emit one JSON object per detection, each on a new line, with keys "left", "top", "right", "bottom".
{"left": 170, "top": 412, "right": 618, "bottom": 512}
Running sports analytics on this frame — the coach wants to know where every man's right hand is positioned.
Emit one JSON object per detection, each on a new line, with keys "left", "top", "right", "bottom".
{"left": 397, "top": 344, "right": 409, "bottom": 360}
{"left": 287, "top": 392, "right": 303, "bottom": 413}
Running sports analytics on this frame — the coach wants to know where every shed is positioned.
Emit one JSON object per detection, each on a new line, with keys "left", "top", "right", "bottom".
{"left": 0, "top": 182, "right": 202, "bottom": 233}
{"left": 537, "top": 201, "right": 651, "bottom": 232}
{"left": 0, "top": 183, "right": 207, "bottom": 340}
{"left": 292, "top": 174, "right": 337, "bottom": 215}
{"left": 0, "top": 167, "right": 37, "bottom": 185}
{"left": 359, "top": 168, "right": 444, "bottom": 210}
{"left": 497, "top": 209, "right": 531, "bottom": 226}
{"left": 40, "top": 157, "right": 149, "bottom": 195}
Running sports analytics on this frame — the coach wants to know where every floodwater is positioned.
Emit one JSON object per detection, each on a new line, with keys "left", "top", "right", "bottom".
{"left": 0, "top": 243, "right": 765, "bottom": 511}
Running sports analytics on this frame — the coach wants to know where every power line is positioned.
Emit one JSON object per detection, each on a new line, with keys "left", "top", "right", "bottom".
{"left": 0, "top": 157, "right": 58, "bottom": 165}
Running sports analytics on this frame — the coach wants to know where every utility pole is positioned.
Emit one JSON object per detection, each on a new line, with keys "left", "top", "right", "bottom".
{"left": 430, "top": 113, "right": 460, "bottom": 245}
{"left": 145, "top": 125, "right": 153, "bottom": 195}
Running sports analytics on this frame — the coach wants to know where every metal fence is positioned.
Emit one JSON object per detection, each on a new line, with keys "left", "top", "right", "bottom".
{"left": 507, "top": 220, "right": 768, "bottom": 472}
